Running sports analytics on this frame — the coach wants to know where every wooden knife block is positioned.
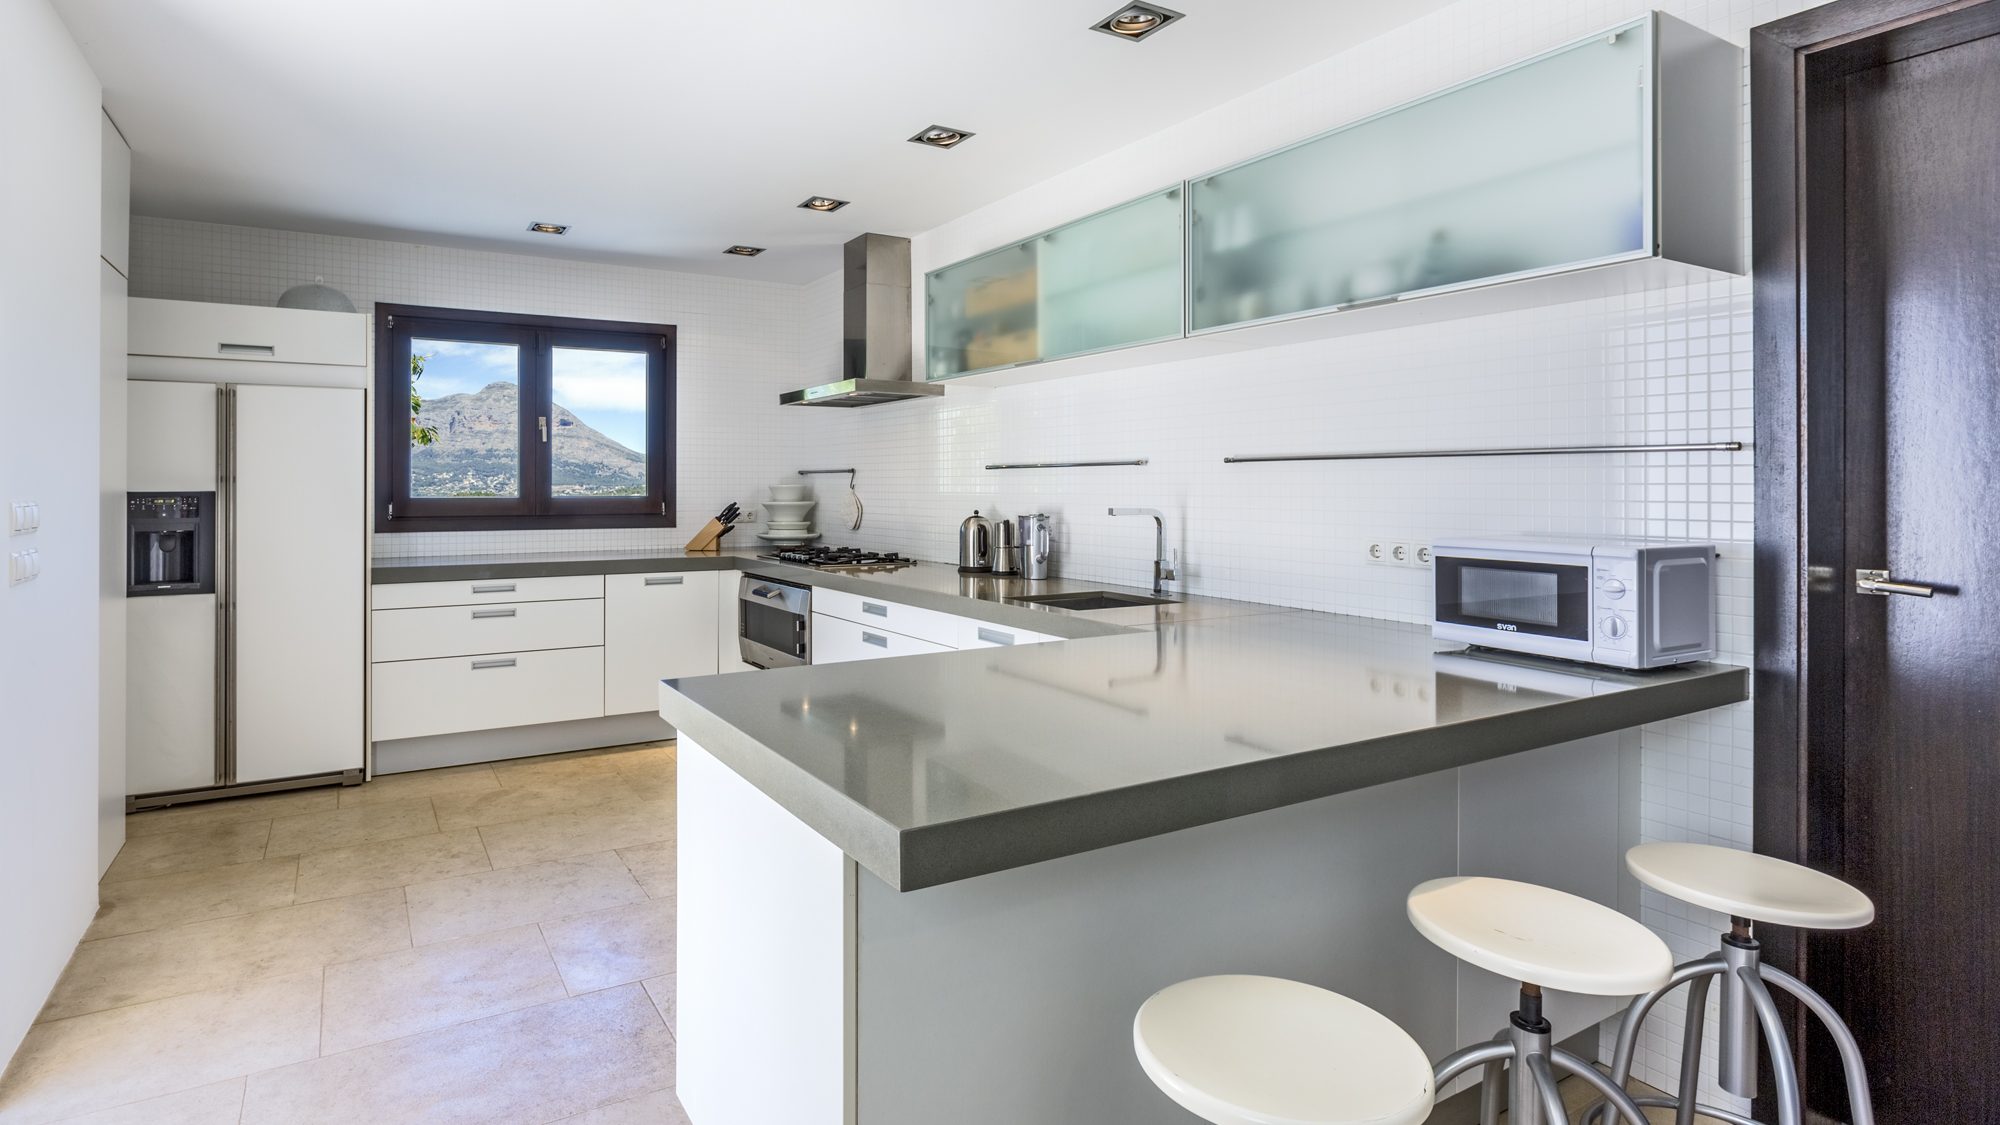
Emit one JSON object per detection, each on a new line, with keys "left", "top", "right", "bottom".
{"left": 684, "top": 518, "right": 728, "bottom": 552}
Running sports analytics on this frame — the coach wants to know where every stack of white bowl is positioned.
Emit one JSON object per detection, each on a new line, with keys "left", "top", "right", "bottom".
{"left": 759, "top": 483, "right": 818, "bottom": 542}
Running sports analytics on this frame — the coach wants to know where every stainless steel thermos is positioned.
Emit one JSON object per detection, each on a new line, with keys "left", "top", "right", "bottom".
{"left": 1018, "top": 513, "right": 1053, "bottom": 581}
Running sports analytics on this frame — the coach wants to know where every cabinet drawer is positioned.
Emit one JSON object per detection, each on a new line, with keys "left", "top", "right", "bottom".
{"left": 373, "top": 574, "right": 603, "bottom": 610}
{"left": 372, "top": 598, "right": 603, "bottom": 662}
{"left": 604, "top": 571, "right": 720, "bottom": 714}
{"left": 955, "top": 619, "right": 1060, "bottom": 649}
{"left": 811, "top": 613, "right": 953, "bottom": 664}
{"left": 372, "top": 647, "right": 604, "bottom": 741}
{"left": 811, "top": 588, "right": 961, "bottom": 648}
{"left": 128, "top": 297, "right": 366, "bottom": 367}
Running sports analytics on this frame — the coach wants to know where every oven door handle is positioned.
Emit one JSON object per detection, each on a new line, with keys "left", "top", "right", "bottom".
{"left": 750, "top": 585, "right": 787, "bottom": 600}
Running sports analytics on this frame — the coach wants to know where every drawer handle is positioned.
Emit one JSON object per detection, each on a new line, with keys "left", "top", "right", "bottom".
{"left": 218, "top": 342, "right": 276, "bottom": 356}
{"left": 471, "top": 583, "right": 516, "bottom": 594}
{"left": 644, "top": 575, "right": 684, "bottom": 586}
{"left": 862, "top": 631, "right": 889, "bottom": 648}
{"left": 862, "top": 602, "right": 889, "bottom": 617}
{"left": 471, "top": 608, "right": 516, "bottom": 619}
{"left": 470, "top": 658, "right": 517, "bottom": 670}
{"left": 977, "top": 627, "right": 1015, "bottom": 645}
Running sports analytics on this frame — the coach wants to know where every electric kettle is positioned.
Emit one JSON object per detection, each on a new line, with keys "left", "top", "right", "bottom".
{"left": 957, "top": 510, "right": 994, "bottom": 573}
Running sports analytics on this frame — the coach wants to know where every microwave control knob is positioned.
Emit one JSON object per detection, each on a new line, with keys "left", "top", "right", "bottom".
{"left": 1601, "top": 578, "right": 1627, "bottom": 599}
{"left": 1601, "top": 616, "right": 1628, "bottom": 640}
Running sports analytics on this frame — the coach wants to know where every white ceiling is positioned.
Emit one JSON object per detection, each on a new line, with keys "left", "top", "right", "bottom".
{"left": 57, "top": 0, "right": 1449, "bottom": 283}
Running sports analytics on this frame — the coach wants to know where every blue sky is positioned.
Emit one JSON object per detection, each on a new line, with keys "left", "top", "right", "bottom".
{"left": 414, "top": 338, "right": 648, "bottom": 453}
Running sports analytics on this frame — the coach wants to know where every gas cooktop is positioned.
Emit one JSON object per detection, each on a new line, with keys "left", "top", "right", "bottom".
{"left": 758, "top": 545, "right": 918, "bottom": 572}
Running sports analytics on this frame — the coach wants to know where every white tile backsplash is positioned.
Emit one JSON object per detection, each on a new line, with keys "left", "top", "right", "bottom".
{"left": 129, "top": 0, "right": 1813, "bottom": 1102}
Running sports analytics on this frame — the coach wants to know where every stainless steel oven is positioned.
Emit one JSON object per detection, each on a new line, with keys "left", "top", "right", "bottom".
{"left": 739, "top": 574, "right": 811, "bottom": 669}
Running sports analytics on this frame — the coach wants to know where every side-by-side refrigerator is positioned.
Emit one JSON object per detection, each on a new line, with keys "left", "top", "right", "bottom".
{"left": 126, "top": 379, "right": 365, "bottom": 806}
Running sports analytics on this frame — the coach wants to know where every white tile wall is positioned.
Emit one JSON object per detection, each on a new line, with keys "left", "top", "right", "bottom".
{"left": 127, "top": 216, "right": 814, "bottom": 559}
{"left": 132, "top": 0, "right": 1810, "bottom": 1103}
{"left": 786, "top": 0, "right": 1806, "bottom": 1106}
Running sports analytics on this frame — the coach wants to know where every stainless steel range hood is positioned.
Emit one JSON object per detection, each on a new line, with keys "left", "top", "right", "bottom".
{"left": 780, "top": 233, "right": 943, "bottom": 408}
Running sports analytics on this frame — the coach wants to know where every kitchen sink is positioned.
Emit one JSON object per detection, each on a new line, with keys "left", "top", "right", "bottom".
{"left": 1011, "top": 590, "right": 1176, "bottom": 611}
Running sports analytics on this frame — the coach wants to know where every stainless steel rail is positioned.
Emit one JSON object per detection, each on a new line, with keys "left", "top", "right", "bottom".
{"left": 1222, "top": 442, "right": 1744, "bottom": 464}
{"left": 985, "top": 459, "right": 1149, "bottom": 470}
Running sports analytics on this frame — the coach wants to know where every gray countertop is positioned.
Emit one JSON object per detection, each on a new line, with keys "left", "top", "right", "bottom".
{"left": 661, "top": 610, "right": 1745, "bottom": 891}
{"left": 374, "top": 549, "right": 1746, "bottom": 891}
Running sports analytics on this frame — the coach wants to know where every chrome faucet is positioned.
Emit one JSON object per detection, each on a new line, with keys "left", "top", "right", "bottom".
{"left": 1108, "top": 508, "right": 1178, "bottom": 597}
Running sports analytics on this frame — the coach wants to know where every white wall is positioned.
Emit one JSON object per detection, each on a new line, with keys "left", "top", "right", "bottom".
{"left": 128, "top": 217, "right": 815, "bottom": 560}
{"left": 790, "top": 0, "right": 1806, "bottom": 1105}
{"left": 0, "top": 0, "right": 104, "bottom": 1065}
{"left": 99, "top": 112, "right": 130, "bottom": 877}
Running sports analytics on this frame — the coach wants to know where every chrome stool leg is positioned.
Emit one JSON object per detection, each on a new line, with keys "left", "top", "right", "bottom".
{"left": 1760, "top": 966, "right": 1876, "bottom": 1125}
{"left": 1582, "top": 956, "right": 1726, "bottom": 1125}
{"left": 1433, "top": 985, "right": 1651, "bottom": 1125}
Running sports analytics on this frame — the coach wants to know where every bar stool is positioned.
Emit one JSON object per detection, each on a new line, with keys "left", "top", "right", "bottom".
{"left": 1409, "top": 876, "right": 1669, "bottom": 1125}
{"left": 1133, "top": 974, "right": 1436, "bottom": 1124}
{"left": 1581, "top": 843, "right": 1876, "bottom": 1125}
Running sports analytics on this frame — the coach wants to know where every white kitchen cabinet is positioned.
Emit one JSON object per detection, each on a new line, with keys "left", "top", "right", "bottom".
{"left": 955, "top": 619, "right": 1060, "bottom": 649}
{"left": 232, "top": 384, "right": 366, "bottom": 784}
{"left": 373, "top": 598, "right": 604, "bottom": 663}
{"left": 605, "top": 570, "right": 720, "bottom": 714}
{"left": 101, "top": 111, "right": 130, "bottom": 276}
{"left": 373, "top": 574, "right": 603, "bottom": 610}
{"left": 811, "top": 613, "right": 953, "bottom": 664}
{"left": 128, "top": 297, "right": 367, "bottom": 383}
{"left": 812, "top": 588, "right": 962, "bottom": 649}
{"left": 372, "top": 646, "right": 605, "bottom": 742}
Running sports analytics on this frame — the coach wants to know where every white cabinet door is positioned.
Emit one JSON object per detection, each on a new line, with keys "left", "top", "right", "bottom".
{"left": 373, "top": 574, "right": 603, "bottom": 610}
{"left": 373, "top": 647, "right": 604, "bottom": 742}
{"left": 126, "top": 594, "right": 217, "bottom": 794}
{"left": 233, "top": 384, "right": 365, "bottom": 782}
{"left": 811, "top": 588, "right": 962, "bottom": 648}
{"left": 605, "top": 570, "right": 720, "bottom": 714}
{"left": 128, "top": 381, "right": 217, "bottom": 490}
{"left": 372, "top": 598, "right": 604, "bottom": 663}
{"left": 128, "top": 298, "right": 367, "bottom": 369}
{"left": 955, "top": 619, "right": 1060, "bottom": 649}
{"left": 811, "top": 613, "right": 953, "bottom": 664}
{"left": 101, "top": 111, "right": 130, "bottom": 276}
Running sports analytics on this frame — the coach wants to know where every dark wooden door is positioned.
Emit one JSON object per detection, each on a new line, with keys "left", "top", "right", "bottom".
{"left": 1834, "top": 28, "right": 2000, "bottom": 1123}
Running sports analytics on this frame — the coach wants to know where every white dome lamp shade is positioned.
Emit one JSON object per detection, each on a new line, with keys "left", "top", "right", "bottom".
{"left": 275, "top": 277, "right": 357, "bottom": 313}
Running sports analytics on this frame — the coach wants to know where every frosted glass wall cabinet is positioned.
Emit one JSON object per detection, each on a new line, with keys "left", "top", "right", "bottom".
{"left": 925, "top": 186, "right": 1184, "bottom": 379}
{"left": 922, "top": 13, "right": 1739, "bottom": 382}
{"left": 1192, "top": 12, "right": 1739, "bottom": 333}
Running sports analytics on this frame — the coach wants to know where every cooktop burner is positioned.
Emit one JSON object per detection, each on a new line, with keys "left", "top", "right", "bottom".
{"left": 759, "top": 545, "right": 917, "bottom": 571}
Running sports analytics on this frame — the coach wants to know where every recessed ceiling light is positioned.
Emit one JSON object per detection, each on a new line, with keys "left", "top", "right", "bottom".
{"left": 526, "top": 222, "right": 569, "bottom": 235}
{"left": 797, "top": 196, "right": 851, "bottom": 213}
{"left": 1090, "top": 2, "right": 1185, "bottom": 41}
{"left": 723, "top": 245, "right": 766, "bottom": 257}
{"left": 908, "top": 125, "right": 976, "bottom": 150}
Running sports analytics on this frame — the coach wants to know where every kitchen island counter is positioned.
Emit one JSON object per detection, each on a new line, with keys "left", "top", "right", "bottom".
{"left": 662, "top": 611, "right": 1743, "bottom": 891}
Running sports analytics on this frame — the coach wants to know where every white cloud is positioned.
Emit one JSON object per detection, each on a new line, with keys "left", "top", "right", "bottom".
{"left": 552, "top": 347, "right": 649, "bottom": 412}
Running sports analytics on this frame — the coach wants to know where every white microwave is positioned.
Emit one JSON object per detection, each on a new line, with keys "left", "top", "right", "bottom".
{"left": 1431, "top": 538, "right": 1716, "bottom": 670}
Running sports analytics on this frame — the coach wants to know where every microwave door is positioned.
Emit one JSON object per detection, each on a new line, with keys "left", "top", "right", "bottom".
{"left": 1435, "top": 555, "right": 1592, "bottom": 660}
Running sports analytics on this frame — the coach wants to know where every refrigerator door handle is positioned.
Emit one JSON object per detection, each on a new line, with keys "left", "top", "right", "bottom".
{"left": 216, "top": 384, "right": 238, "bottom": 787}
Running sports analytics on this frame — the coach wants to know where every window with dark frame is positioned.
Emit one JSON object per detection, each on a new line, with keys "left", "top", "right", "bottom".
{"left": 374, "top": 304, "right": 676, "bottom": 531}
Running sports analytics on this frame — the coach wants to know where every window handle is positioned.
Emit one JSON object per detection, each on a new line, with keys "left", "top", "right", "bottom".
{"left": 538, "top": 416, "right": 549, "bottom": 443}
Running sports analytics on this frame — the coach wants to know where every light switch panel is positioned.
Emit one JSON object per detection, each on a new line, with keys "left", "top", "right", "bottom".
{"left": 8, "top": 501, "right": 37, "bottom": 535}
{"left": 8, "top": 548, "right": 38, "bottom": 584}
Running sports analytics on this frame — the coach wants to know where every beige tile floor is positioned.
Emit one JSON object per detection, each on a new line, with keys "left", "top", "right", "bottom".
{"left": 0, "top": 742, "right": 687, "bottom": 1125}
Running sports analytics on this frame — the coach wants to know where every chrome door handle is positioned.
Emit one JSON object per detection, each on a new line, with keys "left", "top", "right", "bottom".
{"left": 1855, "top": 569, "right": 1934, "bottom": 598}
{"left": 862, "top": 631, "right": 889, "bottom": 648}
{"left": 644, "top": 575, "right": 684, "bottom": 585}
{"left": 471, "top": 583, "right": 516, "bottom": 594}
{"left": 470, "top": 607, "right": 517, "bottom": 619}
{"left": 470, "top": 657, "right": 517, "bottom": 670}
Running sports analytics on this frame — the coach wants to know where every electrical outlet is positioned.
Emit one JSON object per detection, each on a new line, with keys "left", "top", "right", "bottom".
{"left": 1364, "top": 540, "right": 1388, "bottom": 565}
{"left": 1414, "top": 544, "right": 1433, "bottom": 567}
{"left": 1388, "top": 541, "right": 1414, "bottom": 566}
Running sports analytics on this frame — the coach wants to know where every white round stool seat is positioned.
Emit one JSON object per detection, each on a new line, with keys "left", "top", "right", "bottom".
{"left": 1407, "top": 877, "right": 1672, "bottom": 996}
{"left": 1133, "top": 975, "right": 1434, "bottom": 1125}
{"left": 1626, "top": 843, "right": 1875, "bottom": 929}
